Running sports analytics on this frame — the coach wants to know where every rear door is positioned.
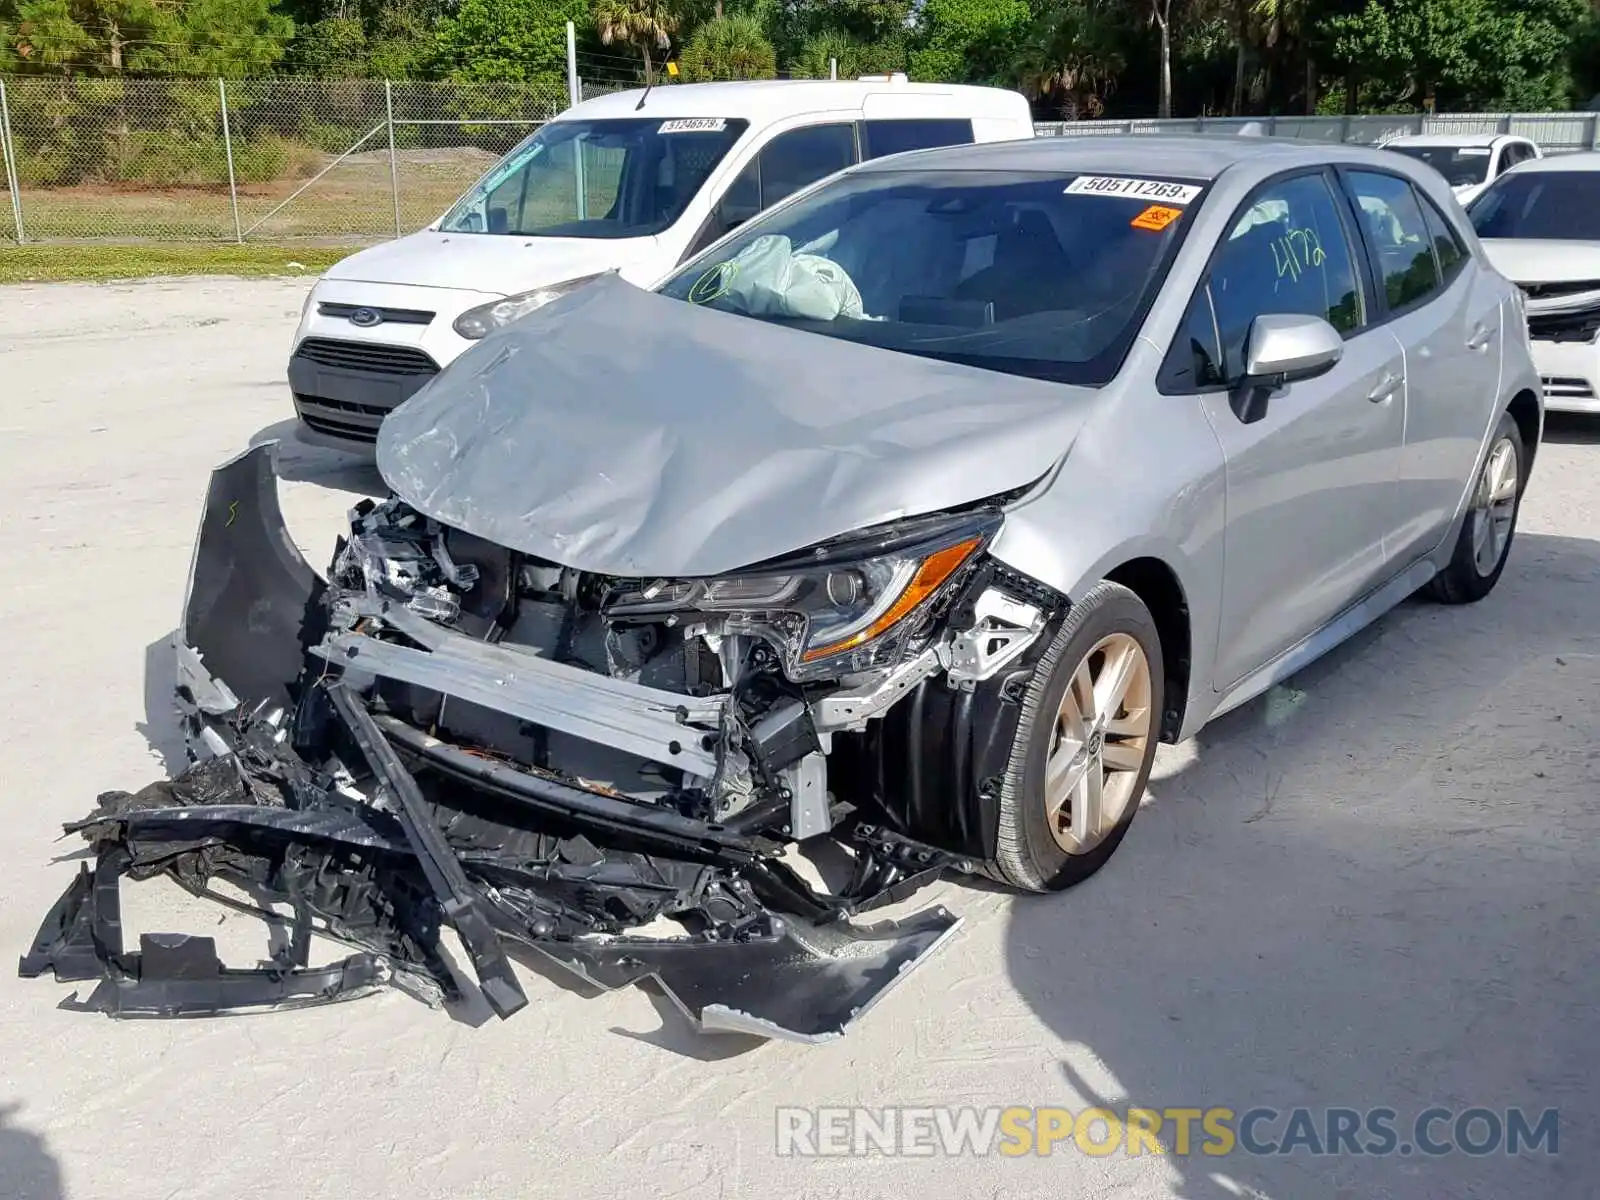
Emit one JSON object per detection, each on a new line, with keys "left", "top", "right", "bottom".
{"left": 1340, "top": 168, "right": 1502, "bottom": 563}
{"left": 1161, "top": 168, "right": 1409, "bottom": 690}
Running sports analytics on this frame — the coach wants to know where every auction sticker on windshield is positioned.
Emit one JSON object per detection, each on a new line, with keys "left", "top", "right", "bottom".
{"left": 1065, "top": 176, "right": 1203, "bottom": 204}
{"left": 659, "top": 118, "right": 728, "bottom": 134}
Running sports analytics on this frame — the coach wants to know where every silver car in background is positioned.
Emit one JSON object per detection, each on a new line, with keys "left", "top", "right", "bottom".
{"left": 24, "top": 134, "right": 1543, "bottom": 1040}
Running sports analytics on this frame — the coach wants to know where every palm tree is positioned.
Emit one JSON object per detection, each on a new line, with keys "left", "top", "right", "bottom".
{"left": 596, "top": 0, "right": 678, "bottom": 85}
{"left": 1150, "top": 0, "right": 1176, "bottom": 117}
{"left": 1252, "top": 0, "right": 1317, "bottom": 113}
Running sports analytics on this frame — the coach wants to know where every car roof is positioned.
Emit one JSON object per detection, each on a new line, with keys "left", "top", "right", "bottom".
{"left": 1503, "top": 150, "right": 1600, "bottom": 173}
{"left": 847, "top": 133, "right": 1439, "bottom": 181}
{"left": 559, "top": 79, "right": 1029, "bottom": 123}
{"left": 1383, "top": 132, "right": 1522, "bottom": 148}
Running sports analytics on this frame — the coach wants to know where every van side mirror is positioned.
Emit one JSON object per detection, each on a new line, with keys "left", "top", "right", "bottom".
{"left": 487, "top": 206, "right": 509, "bottom": 235}
{"left": 1231, "top": 313, "right": 1344, "bottom": 424}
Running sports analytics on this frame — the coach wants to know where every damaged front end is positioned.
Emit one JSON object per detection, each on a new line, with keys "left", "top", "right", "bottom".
{"left": 23, "top": 442, "right": 1065, "bottom": 1041}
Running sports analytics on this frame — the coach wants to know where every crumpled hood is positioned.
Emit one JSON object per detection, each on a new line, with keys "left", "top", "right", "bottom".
{"left": 376, "top": 274, "right": 1100, "bottom": 578}
{"left": 326, "top": 230, "right": 657, "bottom": 295}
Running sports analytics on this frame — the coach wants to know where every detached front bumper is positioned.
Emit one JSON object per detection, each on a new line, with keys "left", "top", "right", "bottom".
{"left": 24, "top": 443, "right": 967, "bottom": 1042}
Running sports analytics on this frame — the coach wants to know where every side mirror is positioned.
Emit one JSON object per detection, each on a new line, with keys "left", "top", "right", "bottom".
{"left": 487, "top": 206, "right": 509, "bottom": 235}
{"left": 1243, "top": 313, "right": 1343, "bottom": 385}
{"left": 1231, "top": 314, "right": 1344, "bottom": 424}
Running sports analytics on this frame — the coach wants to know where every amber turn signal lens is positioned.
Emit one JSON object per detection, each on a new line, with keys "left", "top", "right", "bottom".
{"left": 800, "top": 536, "right": 983, "bottom": 663}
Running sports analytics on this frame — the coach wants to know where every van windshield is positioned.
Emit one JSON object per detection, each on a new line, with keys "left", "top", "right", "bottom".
{"left": 439, "top": 117, "right": 749, "bottom": 239}
{"left": 1386, "top": 145, "right": 1492, "bottom": 188}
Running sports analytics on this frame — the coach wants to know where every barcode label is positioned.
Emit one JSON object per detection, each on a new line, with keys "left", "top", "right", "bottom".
{"left": 659, "top": 118, "right": 728, "bottom": 134}
{"left": 1064, "top": 175, "right": 1203, "bottom": 204}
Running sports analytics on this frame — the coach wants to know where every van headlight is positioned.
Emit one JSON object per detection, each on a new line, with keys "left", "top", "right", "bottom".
{"left": 453, "top": 274, "right": 607, "bottom": 340}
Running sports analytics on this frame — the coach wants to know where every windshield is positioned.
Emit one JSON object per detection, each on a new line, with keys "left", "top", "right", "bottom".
{"left": 655, "top": 168, "right": 1205, "bottom": 386}
{"left": 1388, "top": 145, "right": 1493, "bottom": 187}
{"left": 1468, "top": 171, "right": 1600, "bottom": 240}
{"left": 439, "top": 117, "right": 749, "bottom": 239}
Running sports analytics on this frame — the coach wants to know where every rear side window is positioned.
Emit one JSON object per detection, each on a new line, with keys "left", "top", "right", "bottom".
{"left": 1345, "top": 170, "right": 1441, "bottom": 311}
{"left": 1202, "top": 172, "right": 1364, "bottom": 384}
{"left": 860, "top": 119, "right": 974, "bottom": 161}
{"left": 758, "top": 123, "right": 857, "bottom": 207}
{"left": 1418, "top": 192, "right": 1467, "bottom": 285}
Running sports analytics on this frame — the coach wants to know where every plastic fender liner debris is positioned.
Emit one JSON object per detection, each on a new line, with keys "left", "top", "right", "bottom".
{"left": 20, "top": 854, "right": 393, "bottom": 1019}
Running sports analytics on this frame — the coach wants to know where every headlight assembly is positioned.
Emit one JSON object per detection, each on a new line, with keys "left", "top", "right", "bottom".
{"left": 453, "top": 273, "right": 607, "bottom": 340}
{"left": 604, "top": 510, "right": 1003, "bottom": 680}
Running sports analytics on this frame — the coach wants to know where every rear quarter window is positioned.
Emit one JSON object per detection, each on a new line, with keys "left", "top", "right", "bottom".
{"left": 860, "top": 119, "right": 975, "bottom": 161}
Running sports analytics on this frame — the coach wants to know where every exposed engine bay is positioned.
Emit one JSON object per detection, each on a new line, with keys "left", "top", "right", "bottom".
{"left": 21, "top": 442, "right": 1066, "bottom": 1041}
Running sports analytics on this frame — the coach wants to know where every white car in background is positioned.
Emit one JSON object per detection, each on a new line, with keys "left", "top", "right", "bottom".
{"left": 287, "top": 77, "right": 1036, "bottom": 448}
{"left": 1468, "top": 151, "right": 1600, "bottom": 415}
{"left": 1383, "top": 133, "right": 1542, "bottom": 207}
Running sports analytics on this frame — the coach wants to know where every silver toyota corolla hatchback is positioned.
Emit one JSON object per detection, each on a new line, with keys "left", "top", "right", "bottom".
{"left": 25, "top": 136, "right": 1543, "bottom": 1040}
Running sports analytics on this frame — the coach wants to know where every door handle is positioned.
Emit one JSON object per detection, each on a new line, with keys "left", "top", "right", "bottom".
{"left": 1368, "top": 371, "right": 1402, "bottom": 403}
{"left": 1466, "top": 324, "right": 1494, "bottom": 352}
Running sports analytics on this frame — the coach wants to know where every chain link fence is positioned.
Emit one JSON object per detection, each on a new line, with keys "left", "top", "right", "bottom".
{"left": 3, "top": 76, "right": 1600, "bottom": 245}
{"left": 0, "top": 74, "right": 598, "bottom": 244}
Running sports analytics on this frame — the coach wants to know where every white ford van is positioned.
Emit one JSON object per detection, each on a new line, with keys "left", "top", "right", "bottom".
{"left": 288, "top": 76, "right": 1037, "bottom": 446}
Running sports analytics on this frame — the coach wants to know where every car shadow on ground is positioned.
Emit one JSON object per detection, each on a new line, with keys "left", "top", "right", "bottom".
{"left": 1003, "top": 531, "right": 1600, "bottom": 1199}
{"left": 249, "top": 418, "right": 385, "bottom": 497}
{"left": 0, "top": 1105, "right": 65, "bottom": 1200}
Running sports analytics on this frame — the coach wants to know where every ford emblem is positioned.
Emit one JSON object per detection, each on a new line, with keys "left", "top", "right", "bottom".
{"left": 349, "top": 307, "right": 383, "bottom": 328}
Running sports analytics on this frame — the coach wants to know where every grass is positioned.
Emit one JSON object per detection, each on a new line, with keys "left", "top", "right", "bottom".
{"left": 0, "top": 243, "right": 364, "bottom": 283}
{"left": 3, "top": 151, "right": 489, "bottom": 242}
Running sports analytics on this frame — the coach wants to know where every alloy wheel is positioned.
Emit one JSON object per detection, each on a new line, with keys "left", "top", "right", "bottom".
{"left": 1043, "top": 632, "right": 1154, "bottom": 855}
{"left": 1470, "top": 436, "right": 1519, "bottom": 577}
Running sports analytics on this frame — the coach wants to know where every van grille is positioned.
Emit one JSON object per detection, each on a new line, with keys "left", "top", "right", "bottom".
{"left": 295, "top": 338, "right": 439, "bottom": 375}
{"left": 1526, "top": 310, "right": 1600, "bottom": 343}
{"left": 317, "top": 302, "right": 435, "bottom": 326}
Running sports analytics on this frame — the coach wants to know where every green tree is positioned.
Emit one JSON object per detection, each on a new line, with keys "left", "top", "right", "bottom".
{"left": 435, "top": 0, "right": 586, "bottom": 83}
{"left": 1317, "top": 0, "right": 1585, "bottom": 111}
{"left": 678, "top": 13, "right": 777, "bottom": 79}
{"left": 908, "top": 0, "right": 1028, "bottom": 84}
{"left": 788, "top": 27, "right": 907, "bottom": 76}
{"left": 595, "top": 0, "right": 677, "bottom": 83}
{"left": 1013, "top": 0, "right": 1130, "bottom": 118}
{"left": 284, "top": 14, "right": 366, "bottom": 74}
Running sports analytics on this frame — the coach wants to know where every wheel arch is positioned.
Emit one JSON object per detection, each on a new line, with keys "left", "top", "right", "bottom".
{"left": 1101, "top": 556, "right": 1192, "bottom": 743}
{"left": 1505, "top": 387, "right": 1541, "bottom": 472}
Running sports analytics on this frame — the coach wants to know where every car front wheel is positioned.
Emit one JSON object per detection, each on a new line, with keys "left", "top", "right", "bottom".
{"left": 987, "top": 581, "right": 1165, "bottom": 893}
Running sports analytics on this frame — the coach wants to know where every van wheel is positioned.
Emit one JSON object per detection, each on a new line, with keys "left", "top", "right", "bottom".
{"left": 1427, "top": 411, "right": 1525, "bottom": 605}
{"left": 987, "top": 582, "right": 1164, "bottom": 893}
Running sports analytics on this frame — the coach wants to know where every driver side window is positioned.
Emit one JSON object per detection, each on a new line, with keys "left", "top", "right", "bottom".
{"left": 1162, "top": 172, "right": 1363, "bottom": 392}
{"left": 1212, "top": 173, "right": 1364, "bottom": 384}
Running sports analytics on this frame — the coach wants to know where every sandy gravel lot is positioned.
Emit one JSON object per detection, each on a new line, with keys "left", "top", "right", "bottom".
{"left": 2, "top": 278, "right": 1598, "bottom": 1200}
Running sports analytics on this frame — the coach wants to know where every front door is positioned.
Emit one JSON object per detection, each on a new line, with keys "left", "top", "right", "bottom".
{"left": 1177, "top": 169, "right": 1409, "bottom": 690}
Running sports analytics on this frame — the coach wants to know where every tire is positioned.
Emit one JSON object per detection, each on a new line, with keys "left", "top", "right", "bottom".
{"left": 987, "top": 581, "right": 1165, "bottom": 893}
{"left": 1426, "top": 410, "right": 1527, "bottom": 605}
